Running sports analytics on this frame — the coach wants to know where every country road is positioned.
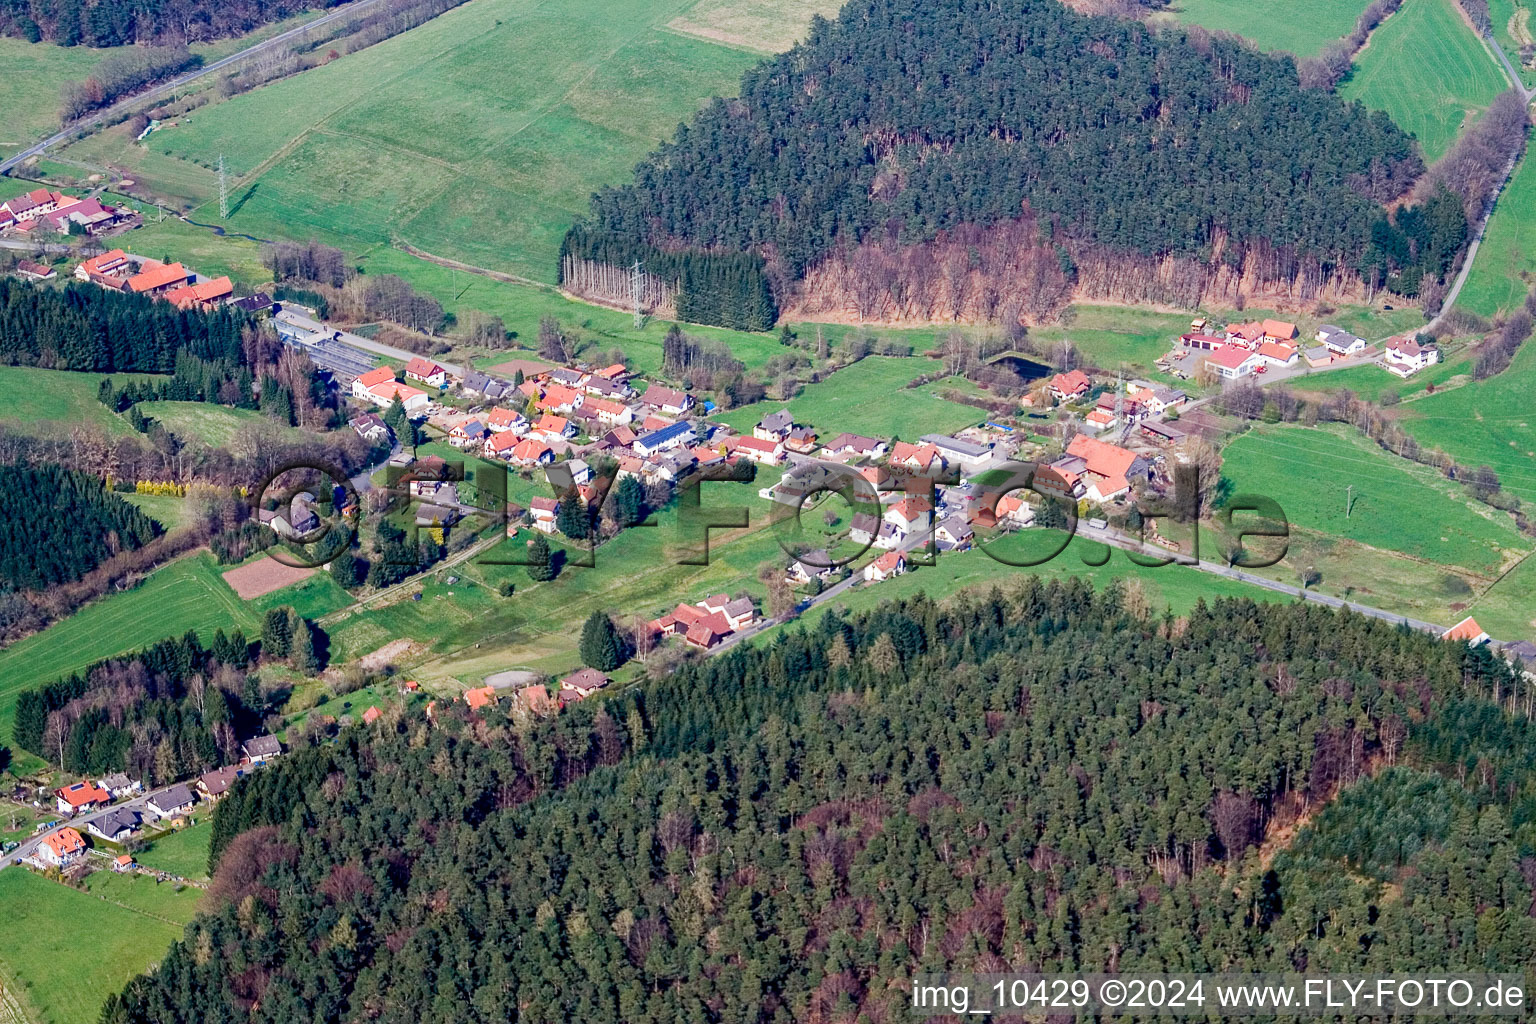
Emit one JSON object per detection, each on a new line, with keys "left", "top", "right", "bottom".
{"left": 0, "top": 0, "right": 398, "bottom": 177}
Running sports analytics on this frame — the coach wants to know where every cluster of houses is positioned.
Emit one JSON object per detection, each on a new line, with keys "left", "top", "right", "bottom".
{"left": 75, "top": 248, "right": 235, "bottom": 310}
{"left": 32, "top": 736, "right": 282, "bottom": 870}
{"left": 0, "top": 187, "right": 137, "bottom": 237}
{"left": 1176, "top": 318, "right": 1304, "bottom": 380}
{"left": 649, "top": 593, "right": 759, "bottom": 650}
{"left": 442, "top": 666, "right": 614, "bottom": 719}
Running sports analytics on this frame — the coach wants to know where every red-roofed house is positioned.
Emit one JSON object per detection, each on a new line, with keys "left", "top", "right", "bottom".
{"left": 530, "top": 495, "right": 560, "bottom": 533}
{"left": 463, "top": 686, "right": 497, "bottom": 710}
{"left": 532, "top": 413, "right": 575, "bottom": 442}
{"left": 75, "top": 248, "right": 133, "bottom": 286}
{"left": 732, "top": 436, "right": 784, "bottom": 465}
{"left": 1256, "top": 341, "right": 1298, "bottom": 368}
{"left": 484, "top": 431, "right": 521, "bottom": 459}
{"left": 165, "top": 276, "right": 234, "bottom": 310}
{"left": 583, "top": 397, "right": 633, "bottom": 426}
{"left": 1065, "top": 434, "right": 1146, "bottom": 503}
{"left": 368, "top": 379, "right": 430, "bottom": 413}
{"left": 352, "top": 365, "right": 396, "bottom": 400}
{"left": 127, "top": 261, "right": 190, "bottom": 294}
{"left": 1443, "top": 616, "right": 1490, "bottom": 646}
{"left": 1261, "top": 319, "right": 1298, "bottom": 342}
{"left": 864, "top": 550, "right": 907, "bottom": 582}
{"left": 404, "top": 357, "right": 448, "bottom": 388}
{"left": 996, "top": 493, "right": 1035, "bottom": 527}
{"left": 56, "top": 780, "right": 111, "bottom": 815}
{"left": 39, "top": 827, "right": 87, "bottom": 868}
{"left": 362, "top": 706, "right": 382, "bottom": 725}
{"left": 539, "top": 384, "right": 582, "bottom": 414}
{"left": 510, "top": 438, "right": 555, "bottom": 467}
{"left": 641, "top": 384, "right": 694, "bottom": 415}
{"left": 1048, "top": 370, "right": 1092, "bottom": 402}
{"left": 685, "top": 611, "right": 733, "bottom": 649}
{"left": 1205, "top": 345, "right": 1264, "bottom": 380}
{"left": 885, "top": 496, "right": 932, "bottom": 534}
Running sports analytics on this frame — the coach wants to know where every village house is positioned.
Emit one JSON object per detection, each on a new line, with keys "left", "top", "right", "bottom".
{"left": 350, "top": 413, "right": 392, "bottom": 444}
{"left": 38, "top": 827, "right": 87, "bottom": 868}
{"left": 229, "top": 293, "right": 274, "bottom": 315}
{"left": 1048, "top": 369, "right": 1092, "bottom": 403}
{"left": 197, "top": 765, "right": 247, "bottom": 804}
{"left": 548, "top": 367, "right": 586, "bottom": 388}
{"left": 1126, "top": 380, "right": 1186, "bottom": 415}
{"left": 531, "top": 413, "right": 576, "bottom": 442}
{"left": 1383, "top": 337, "right": 1440, "bottom": 377}
{"left": 529, "top": 495, "right": 560, "bottom": 533}
{"left": 732, "top": 435, "right": 785, "bottom": 465}
{"left": 353, "top": 366, "right": 429, "bottom": 413}
{"left": 885, "top": 495, "right": 933, "bottom": 535}
{"left": 921, "top": 434, "right": 994, "bottom": 474}
{"left": 449, "top": 419, "right": 489, "bottom": 449}
{"left": 56, "top": 780, "right": 111, "bottom": 816}
{"left": 559, "top": 668, "right": 610, "bottom": 702}
{"left": 1034, "top": 461, "right": 1086, "bottom": 502}
{"left": 463, "top": 685, "right": 497, "bottom": 711}
{"left": 75, "top": 248, "right": 134, "bottom": 287}
{"left": 935, "top": 515, "right": 974, "bottom": 550}
{"left": 242, "top": 735, "right": 282, "bottom": 765}
{"left": 1060, "top": 434, "right": 1148, "bottom": 504}
{"left": 404, "top": 357, "right": 449, "bottom": 388}
{"left": 1443, "top": 616, "right": 1490, "bottom": 646}
{"left": 889, "top": 441, "right": 945, "bottom": 475}
{"left": 362, "top": 706, "right": 383, "bottom": 725}
{"left": 785, "top": 425, "right": 819, "bottom": 453}
{"left": 824, "top": 432, "right": 887, "bottom": 459}
{"left": 1084, "top": 405, "right": 1118, "bottom": 432}
{"left": 641, "top": 384, "right": 695, "bottom": 416}
{"left": 584, "top": 396, "right": 634, "bottom": 426}
{"left": 98, "top": 773, "right": 141, "bottom": 800}
{"left": 863, "top": 550, "right": 906, "bottom": 583}
{"left": 484, "top": 431, "right": 521, "bottom": 460}
{"left": 127, "top": 260, "right": 191, "bottom": 295}
{"left": 147, "top": 784, "right": 196, "bottom": 821}
{"left": 754, "top": 409, "right": 795, "bottom": 442}
{"left": 510, "top": 438, "right": 555, "bottom": 467}
{"left": 1204, "top": 345, "right": 1265, "bottom": 380}
{"left": 165, "top": 276, "right": 234, "bottom": 311}
{"left": 485, "top": 407, "right": 529, "bottom": 435}
{"left": 786, "top": 550, "right": 834, "bottom": 586}
{"left": 461, "top": 370, "right": 511, "bottom": 400}
{"left": 995, "top": 493, "right": 1036, "bottom": 527}
{"left": 1179, "top": 332, "right": 1227, "bottom": 352}
{"left": 634, "top": 420, "right": 697, "bottom": 456}
{"left": 539, "top": 383, "right": 583, "bottom": 415}
{"left": 85, "top": 807, "right": 141, "bottom": 844}
{"left": 1316, "top": 325, "right": 1367, "bottom": 356}
{"left": 17, "top": 259, "right": 54, "bottom": 280}
{"left": 849, "top": 512, "right": 881, "bottom": 546}
{"left": 1256, "top": 341, "right": 1299, "bottom": 369}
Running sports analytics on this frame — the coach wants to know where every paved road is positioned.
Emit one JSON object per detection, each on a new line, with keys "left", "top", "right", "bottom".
{"left": 2, "top": 781, "right": 196, "bottom": 874}
{"left": 276, "top": 309, "right": 464, "bottom": 378}
{"left": 0, "top": 0, "right": 398, "bottom": 177}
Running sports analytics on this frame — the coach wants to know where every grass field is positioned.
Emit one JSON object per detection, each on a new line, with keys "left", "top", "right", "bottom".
{"left": 1164, "top": 0, "right": 1375, "bottom": 55}
{"left": 1341, "top": 0, "right": 1507, "bottom": 161}
{"left": 0, "top": 554, "right": 260, "bottom": 747}
{"left": 710, "top": 356, "right": 981, "bottom": 438}
{"left": 0, "top": 869, "right": 193, "bottom": 1024}
{"left": 0, "top": 365, "right": 162, "bottom": 437}
{"left": 122, "top": 493, "right": 199, "bottom": 531}
{"left": 666, "top": 0, "right": 843, "bottom": 52}
{"left": 1288, "top": 348, "right": 1473, "bottom": 402}
{"left": 1457, "top": 145, "right": 1536, "bottom": 317}
{"left": 137, "top": 400, "right": 314, "bottom": 448}
{"left": 56, "top": 0, "right": 764, "bottom": 286}
{"left": 1219, "top": 423, "right": 1528, "bottom": 576}
{"left": 135, "top": 821, "right": 213, "bottom": 880}
{"left": 1396, "top": 340, "right": 1536, "bottom": 504}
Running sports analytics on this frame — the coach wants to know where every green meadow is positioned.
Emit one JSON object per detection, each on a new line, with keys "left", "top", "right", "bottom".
{"left": 710, "top": 356, "right": 981, "bottom": 439}
{"left": 59, "top": 0, "right": 762, "bottom": 285}
{"left": 135, "top": 820, "right": 214, "bottom": 880}
{"left": 1341, "top": 0, "right": 1507, "bottom": 161}
{"left": 0, "top": 869, "right": 197, "bottom": 1024}
{"left": 1396, "top": 341, "right": 1536, "bottom": 504}
{"left": 1164, "top": 0, "right": 1375, "bottom": 55}
{"left": 0, "top": 365, "right": 163, "bottom": 437}
{"left": 1218, "top": 423, "right": 1528, "bottom": 576}
{"left": 1456, "top": 145, "right": 1536, "bottom": 317}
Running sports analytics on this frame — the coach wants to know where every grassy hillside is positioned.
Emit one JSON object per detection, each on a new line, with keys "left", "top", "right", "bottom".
{"left": 1219, "top": 423, "right": 1528, "bottom": 576}
{"left": 1165, "top": 0, "right": 1375, "bottom": 55}
{"left": 1456, "top": 144, "right": 1536, "bottom": 317}
{"left": 57, "top": 0, "right": 763, "bottom": 285}
{"left": 0, "top": 869, "right": 198, "bottom": 1024}
{"left": 1397, "top": 341, "right": 1536, "bottom": 503}
{"left": 0, "top": 366, "right": 161, "bottom": 437}
{"left": 1341, "top": 0, "right": 1507, "bottom": 161}
{"left": 666, "top": 0, "right": 844, "bottom": 51}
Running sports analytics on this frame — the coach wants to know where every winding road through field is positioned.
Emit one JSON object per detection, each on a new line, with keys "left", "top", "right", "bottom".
{"left": 0, "top": 0, "right": 399, "bottom": 177}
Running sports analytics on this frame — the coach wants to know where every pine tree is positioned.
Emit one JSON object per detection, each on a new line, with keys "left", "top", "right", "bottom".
{"left": 261, "top": 607, "right": 293, "bottom": 659}
{"left": 613, "top": 475, "right": 644, "bottom": 527}
{"left": 383, "top": 395, "right": 412, "bottom": 447}
{"left": 525, "top": 533, "right": 555, "bottom": 582}
{"left": 290, "top": 611, "right": 320, "bottom": 675}
{"left": 329, "top": 549, "right": 360, "bottom": 589}
{"left": 555, "top": 489, "right": 589, "bottom": 540}
{"left": 579, "top": 611, "right": 625, "bottom": 672}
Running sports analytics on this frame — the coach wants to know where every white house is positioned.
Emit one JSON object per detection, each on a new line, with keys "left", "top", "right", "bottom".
{"left": 1316, "top": 326, "right": 1366, "bottom": 356}
{"left": 863, "top": 551, "right": 906, "bottom": 582}
{"left": 641, "top": 384, "right": 695, "bottom": 416}
{"left": 1383, "top": 337, "right": 1439, "bottom": 377}
{"left": 147, "top": 784, "right": 196, "bottom": 821}
{"left": 1205, "top": 345, "right": 1265, "bottom": 380}
{"left": 403, "top": 357, "right": 448, "bottom": 388}
{"left": 38, "top": 827, "right": 87, "bottom": 868}
{"left": 530, "top": 496, "right": 560, "bottom": 534}
{"left": 733, "top": 436, "right": 784, "bottom": 465}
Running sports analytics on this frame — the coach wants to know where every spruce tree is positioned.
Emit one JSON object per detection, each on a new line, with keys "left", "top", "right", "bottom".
{"left": 290, "top": 611, "right": 320, "bottom": 675}
{"left": 261, "top": 607, "right": 293, "bottom": 659}
{"left": 556, "top": 489, "right": 589, "bottom": 539}
{"left": 525, "top": 533, "right": 556, "bottom": 582}
{"left": 613, "top": 475, "right": 645, "bottom": 527}
{"left": 579, "top": 611, "right": 625, "bottom": 672}
{"left": 329, "top": 549, "right": 360, "bottom": 589}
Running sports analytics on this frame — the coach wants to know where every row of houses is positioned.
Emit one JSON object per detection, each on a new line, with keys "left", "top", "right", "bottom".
{"left": 36, "top": 736, "right": 283, "bottom": 869}
{"left": 1, "top": 188, "right": 137, "bottom": 237}
{"left": 75, "top": 248, "right": 235, "bottom": 310}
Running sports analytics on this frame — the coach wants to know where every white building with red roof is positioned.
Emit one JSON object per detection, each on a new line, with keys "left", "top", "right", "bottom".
{"left": 404, "top": 357, "right": 448, "bottom": 388}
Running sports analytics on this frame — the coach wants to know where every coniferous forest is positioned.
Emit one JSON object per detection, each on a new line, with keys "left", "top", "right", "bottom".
{"left": 101, "top": 582, "right": 1536, "bottom": 1024}
{"left": 0, "top": 278, "right": 248, "bottom": 372}
{"left": 567, "top": 0, "right": 1463, "bottom": 328}
{"left": 0, "top": 463, "right": 160, "bottom": 589}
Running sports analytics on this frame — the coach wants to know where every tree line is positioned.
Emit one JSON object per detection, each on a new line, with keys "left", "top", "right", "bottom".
{"left": 100, "top": 581, "right": 1536, "bottom": 1023}
{"left": 1, "top": 0, "right": 325, "bottom": 47}
{"left": 58, "top": 45, "right": 201, "bottom": 122}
